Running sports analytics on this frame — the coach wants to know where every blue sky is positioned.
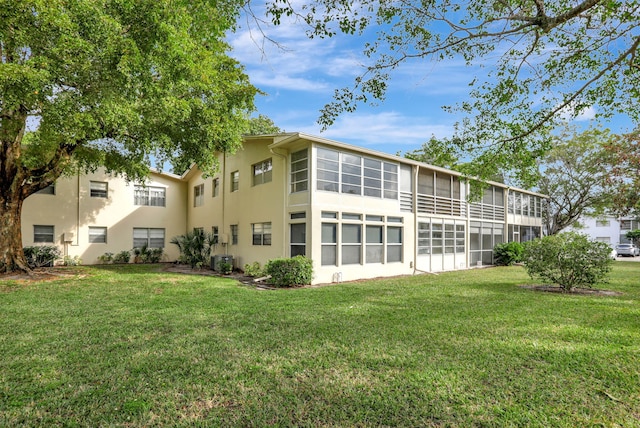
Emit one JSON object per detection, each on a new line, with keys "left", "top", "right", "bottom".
{"left": 229, "top": 12, "right": 636, "bottom": 157}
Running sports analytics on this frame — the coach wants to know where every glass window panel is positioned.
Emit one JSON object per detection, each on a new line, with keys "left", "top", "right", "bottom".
{"left": 387, "top": 227, "right": 402, "bottom": 244}
{"left": 342, "top": 224, "right": 361, "bottom": 243}
{"left": 341, "top": 246, "right": 361, "bottom": 265}
{"left": 322, "top": 223, "right": 337, "bottom": 243}
{"left": 366, "top": 226, "right": 383, "bottom": 243}
{"left": 89, "top": 227, "right": 107, "bottom": 243}
{"left": 366, "top": 245, "right": 384, "bottom": 263}
{"left": 321, "top": 246, "right": 337, "bottom": 266}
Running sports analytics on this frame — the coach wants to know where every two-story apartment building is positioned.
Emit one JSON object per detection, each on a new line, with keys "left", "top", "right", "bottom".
{"left": 22, "top": 133, "right": 545, "bottom": 284}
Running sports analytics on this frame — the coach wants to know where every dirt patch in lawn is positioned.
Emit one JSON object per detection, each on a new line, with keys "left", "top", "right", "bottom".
{"left": 520, "top": 284, "right": 622, "bottom": 296}
{"left": 0, "top": 267, "right": 87, "bottom": 291}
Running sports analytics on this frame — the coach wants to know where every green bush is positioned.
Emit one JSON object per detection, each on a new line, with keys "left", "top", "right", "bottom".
{"left": 113, "top": 251, "right": 131, "bottom": 264}
{"left": 23, "top": 245, "right": 61, "bottom": 268}
{"left": 522, "top": 232, "right": 613, "bottom": 292}
{"left": 243, "top": 262, "right": 263, "bottom": 277}
{"left": 264, "top": 256, "right": 313, "bottom": 287}
{"left": 218, "top": 261, "right": 233, "bottom": 275}
{"left": 493, "top": 242, "right": 524, "bottom": 266}
{"left": 98, "top": 252, "right": 114, "bottom": 264}
{"left": 170, "top": 229, "right": 216, "bottom": 268}
{"left": 63, "top": 255, "right": 82, "bottom": 266}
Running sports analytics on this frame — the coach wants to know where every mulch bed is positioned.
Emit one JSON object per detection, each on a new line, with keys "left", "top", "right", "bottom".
{"left": 519, "top": 284, "right": 622, "bottom": 296}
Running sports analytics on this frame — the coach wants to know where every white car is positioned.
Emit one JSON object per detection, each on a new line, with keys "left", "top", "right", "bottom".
{"left": 615, "top": 244, "right": 640, "bottom": 257}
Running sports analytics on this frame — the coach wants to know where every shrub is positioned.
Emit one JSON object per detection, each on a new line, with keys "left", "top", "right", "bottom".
{"left": 522, "top": 232, "right": 613, "bottom": 292}
{"left": 113, "top": 251, "right": 131, "bottom": 264}
{"left": 243, "top": 262, "right": 263, "bottom": 277}
{"left": 493, "top": 242, "right": 524, "bottom": 266}
{"left": 23, "top": 245, "right": 61, "bottom": 268}
{"left": 170, "top": 229, "right": 216, "bottom": 268}
{"left": 98, "top": 252, "right": 114, "bottom": 264}
{"left": 63, "top": 255, "right": 82, "bottom": 266}
{"left": 218, "top": 261, "right": 233, "bottom": 275}
{"left": 264, "top": 256, "right": 313, "bottom": 287}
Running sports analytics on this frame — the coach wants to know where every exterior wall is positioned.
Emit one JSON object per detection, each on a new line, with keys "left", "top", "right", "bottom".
{"left": 22, "top": 170, "right": 187, "bottom": 264}
{"left": 20, "top": 132, "right": 545, "bottom": 284}
{"left": 186, "top": 138, "right": 287, "bottom": 270}
{"left": 566, "top": 216, "right": 639, "bottom": 246}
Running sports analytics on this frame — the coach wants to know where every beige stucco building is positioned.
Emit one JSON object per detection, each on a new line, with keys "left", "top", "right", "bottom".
{"left": 22, "top": 133, "right": 545, "bottom": 284}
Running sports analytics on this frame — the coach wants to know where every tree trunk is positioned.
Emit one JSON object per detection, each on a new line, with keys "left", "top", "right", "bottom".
{"left": 0, "top": 195, "right": 30, "bottom": 274}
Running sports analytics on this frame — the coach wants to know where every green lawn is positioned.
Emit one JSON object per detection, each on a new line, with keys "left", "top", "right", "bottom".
{"left": 1, "top": 262, "right": 639, "bottom": 427}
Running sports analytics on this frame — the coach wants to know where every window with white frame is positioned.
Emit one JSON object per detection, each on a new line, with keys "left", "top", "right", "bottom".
{"left": 366, "top": 225, "right": 384, "bottom": 263}
{"left": 252, "top": 222, "right": 272, "bottom": 246}
{"left": 321, "top": 223, "right": 337, "bottom": 266}
{"left": 230, "top": 224, "right": 238, "bottom": 245}
{"left": 290, "top": 149, "right": 308, "bottom": 193}
{"left": 194, "top": 183, "right": 204, "bottom": 207}
{"left": 316, "top": 147, "right": 399, "bottom": 200}
{"left": 90, "top": 181, "right": 108, "bottom": 198}
{"left": 133, "top": 228, "right": 165, "bottom": 248}
{"left": 34, "top": 225, "right": 54, "bottom": 243}
{"left": 89, "top": 227, "right": 107, "bottom": 243}
{"left": 252, "top": 159, "right": 273, "bottom": 186}
{"left": 134, "top": 185, "right": 166, "bottom": 206}
{"left": 212, "top": 178, "right": 220, "bottom": 197}
{"left": 290, "top": 223, "right": 306, "bottom": 257}
{"left": 341, "top": 223, "right": 362, "bottom": 265}
{"left": 212, "top": 226, "right": 219, "bottom": 244}
{"left": 230, "top": 171, "right": 239, "bottom": 192}
{"left": 387, "top": 226, "right": 403, "bottom": 262}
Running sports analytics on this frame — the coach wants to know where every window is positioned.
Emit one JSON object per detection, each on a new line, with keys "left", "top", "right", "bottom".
{"left": 321, "top": 223, "right": 337, "bottom": 265}
{"left": 230, "top": 171, "right": 239, "bottom": 192}
{"left": 212, "top": 226, "right": 219, "bottom": 244}
{"left": 596, "top": 219, "right": 611, "bottom": 227}
{"left": 34, "top": 225, "right": 54, "bottom": 243}
{"left": 418, "top": 222, "right": 431, "bottom": 255}
{"left": 387, "top": 226, "right": 403, "bottom": 262}
{"left": 212, "top": 178, "right": 220, "bottom": 197}
{"left": 194, "top": 184, "right": 204, "bottom": 207}
{"left": 89, "top": 227, "right": 107, "bottom": 243}
{"left": 134, "top": 185, "right": 166, "bottom": 207}
{"left": 230, "top": 224, "right": 238, "bottom": 245}
{"left": 317, "top": 148, "right": 340, "bottom": 192}
{"left": 322, "top": 211, "right": 338, "bottom": 219}
{"left": 363, "top": 158, "right": 382, "bottom": 197}
{"left": 290, "top": 223, "right": 306, "bottom": 256}
{"left": 291, "top": 149, "right": 308, "bottom": 193}
{"left": 252, "top": 158, "right": 273, "bottom": 186}
{"left": 133, "top": 228, "right": 165, "bottom": 248}
{"left": 36, "top": 184, "right": 55, "bottom": 195}
{"left": 252, "top": 222, "right": 272, "bottom": 246}
{"left": 383, "top": 163, "right": 398, "bottom": 199}
{"left": 290, "top": 212, "right": 306, "bottom": 219}
{"left": 366, "top": 225, "right": 384, "bottom": 263}
{"left": 90, "top": 181, "right": 108, "bottom": 198}
{"left": 341, "top": 153, "right": 362, "bottom": 195}
{"left": 341, "top": 224, "right": 362, "bottom": 265}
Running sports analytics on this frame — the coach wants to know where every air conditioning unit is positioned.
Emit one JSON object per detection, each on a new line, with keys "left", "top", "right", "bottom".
{"left": 63, "top": 232, "right": 75, "bottom": 242}
{"left": 219, "top": 233, "right": 229, "bottom": 244}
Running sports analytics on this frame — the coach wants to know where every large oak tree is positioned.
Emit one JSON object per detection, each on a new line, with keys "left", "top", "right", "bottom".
{"left": 264, "top": 0, "right": 640, "bottom": 184}
{"left": 1, "top": 0, "right": 257, "bottom": 273}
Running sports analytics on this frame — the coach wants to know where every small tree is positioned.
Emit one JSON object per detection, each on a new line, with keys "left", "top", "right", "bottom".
{"left": 625, "top": 229, "right": 640, "bottom": 247}
{"left": 522, "top": 232, "right": 612, "bottom": 292}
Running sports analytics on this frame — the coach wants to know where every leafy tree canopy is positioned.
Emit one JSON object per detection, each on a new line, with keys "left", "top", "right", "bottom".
{"left": 1, "top": 0, "right": 257, "bottom": 272}
{"left": 537, "top": 126, "right": 616, "bottom": 235}
{"left": 264, "top": 0, "right": 640, "bottom": 185}
{"left": 245, "top": 114, "right": 283, "bottom": 135}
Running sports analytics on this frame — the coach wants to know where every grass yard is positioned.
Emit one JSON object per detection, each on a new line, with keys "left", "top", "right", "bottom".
{"left": 1, "top": 262, "right": 639, "bottom": 427}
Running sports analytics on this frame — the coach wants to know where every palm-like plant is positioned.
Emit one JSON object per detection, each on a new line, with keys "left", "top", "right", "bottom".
{"left": 170, "top": 229, "right": 216, "bottom": 268}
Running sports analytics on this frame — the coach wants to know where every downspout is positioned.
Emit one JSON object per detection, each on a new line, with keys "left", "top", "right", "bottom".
{"left": 75, "top": 168, "right": 80, "bottom": 246}
{"left": 222, "top": 151, "right": 227, "bottom": 255}
{"left": 269, "top": 147, "right": 288, "bottom": 257}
